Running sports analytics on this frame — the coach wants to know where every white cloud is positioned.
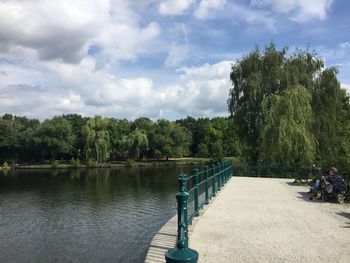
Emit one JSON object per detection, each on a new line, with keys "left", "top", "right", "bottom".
{"left": 250, "top": 0, "right": 334, "bottom": 23}
{"left": 159, "top": 0, "right": 194, "bottom": 15}
{"left": 165, "top": 44, "right": 188, "bottom": 68}
{"left": 0, "top": 58, "right": 232, "bottom": 119}
{"left": 0, "top": 0, "right": 160, "bottom": 65}
{"left": 339, "top": 42, "right": 350, "bottom": 49}
{"left": 194, "top": 0, "right": 227, "bottom": 20}
{"left": 341, "top": 83, "right": 350, "bottom": 94}
{"left": 165, "top": 60, "right": 232, "bottom": 117}
{"left": 192, "top": 1, "right": 276, "bottom": 31}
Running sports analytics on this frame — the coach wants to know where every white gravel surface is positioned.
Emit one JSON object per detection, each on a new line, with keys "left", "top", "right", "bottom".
{"left": 189, "top": 177, "right": 350, "bottom": 263}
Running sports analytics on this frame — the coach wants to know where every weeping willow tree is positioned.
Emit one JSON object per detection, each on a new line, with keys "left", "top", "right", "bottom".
{"left": 228, "top": 43, "right": 348, "bottom": 164}
{"left": 83, "top": 116, "right": 110, "bottom": 163}
{"left": 312, "top": 68, "right": 343, "bottom": 163}
{"left": 130, "top": 129, "right": 148, "bottom": 159}
{"left": 259, "top": 85, "right": 317, "bottom": 165}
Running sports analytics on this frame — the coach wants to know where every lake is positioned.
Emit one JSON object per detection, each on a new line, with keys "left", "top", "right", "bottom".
{"left": 0, "top": 166, "right": 194, "bottom": 263}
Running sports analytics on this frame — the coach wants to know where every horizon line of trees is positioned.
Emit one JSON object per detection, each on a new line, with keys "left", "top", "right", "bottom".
{"left": 0, "top": 113, "right": 238, "bottom": 164}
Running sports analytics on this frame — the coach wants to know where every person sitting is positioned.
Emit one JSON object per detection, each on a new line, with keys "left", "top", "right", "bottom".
{"left": 309, "top": 167, "right": 338, "bottom": 200}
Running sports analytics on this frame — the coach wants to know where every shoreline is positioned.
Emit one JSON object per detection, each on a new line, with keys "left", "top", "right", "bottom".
{"left": 14, "top": 162, "right": 175, "bottom": 169}
{"left": 3, "top": 158, "right": 214, "bottom": 170}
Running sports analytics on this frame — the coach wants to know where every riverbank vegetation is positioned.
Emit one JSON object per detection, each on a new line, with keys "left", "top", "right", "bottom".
{"left": 1, "top": 43, "right": 349, "bottom": 172}
{"left": 0, "top": 113, "right": 235, "bottom": 168}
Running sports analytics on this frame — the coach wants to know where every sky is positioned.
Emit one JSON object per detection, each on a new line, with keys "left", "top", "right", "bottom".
{"left": 0, "top": 0, "right": 349, "bottom": 121}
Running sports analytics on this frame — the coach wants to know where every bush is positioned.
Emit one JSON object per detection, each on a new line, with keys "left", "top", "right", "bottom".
{"left": 2, "top": 161, "right": 10, "bottom": 170}
{"left": 51, "top": 160, "right": 59, "bottom": 169}
{"left": 70, "top": 157, "right": 81, "bottom": 168}
{"left": 87, "top": 159, "right": 97, "bottom": 168}
{"left": 125, "top": 159, "right": 136, "bottom": 167}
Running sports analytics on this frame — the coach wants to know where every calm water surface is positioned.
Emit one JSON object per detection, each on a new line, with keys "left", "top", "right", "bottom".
{"left": 0, "top": 166, "right": 193, "bottom": 263}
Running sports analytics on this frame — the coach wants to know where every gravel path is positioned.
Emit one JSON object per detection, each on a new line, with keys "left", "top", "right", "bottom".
{"left": 189, "top": 177, "right": 350, "bottom": 263}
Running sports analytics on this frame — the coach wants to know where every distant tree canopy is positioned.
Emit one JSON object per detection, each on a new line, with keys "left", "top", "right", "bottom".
{"left": 0, "top": 114, "right": 239, "bottom": 163}
{"left": 228, "top": 43, "right": 350, "bottom": 166}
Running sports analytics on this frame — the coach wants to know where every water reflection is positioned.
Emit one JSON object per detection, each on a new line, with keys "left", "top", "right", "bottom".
{"left": 0, "top": 166, "right": 192, "bottom": 263}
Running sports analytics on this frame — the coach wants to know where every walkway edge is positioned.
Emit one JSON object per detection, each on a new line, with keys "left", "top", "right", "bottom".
{"left": 144, "top": 191, "right": 222, "bottom": 263}
{"left": 144, "top": 215, "right": 177, "bottom": 263}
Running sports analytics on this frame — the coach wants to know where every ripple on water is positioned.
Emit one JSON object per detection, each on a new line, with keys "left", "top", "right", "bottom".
{"left": 0, "top": 166, "right": 193, "bottom": 263}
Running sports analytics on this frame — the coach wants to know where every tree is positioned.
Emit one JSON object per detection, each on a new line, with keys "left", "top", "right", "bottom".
{"left": 106, "top": 118, "right": 131, "bottom": 160}
{"left": 331, "top": 90, "right": 350, "bottom": 170}
{"left": 197, "top": 143, "right": 209, "bottom": 157}
{"left": 32, "top": 117, "right": 75, "bottom": 160}
{"left": 83, "top": 116, "right": 110, "bottom": 163}
{"left": 228, "top": 44, "right": 288, "bottom": 161}
{"left": 153, "top": 119, "right": 191, "bottom": 160}
{"left": 259, "top": 85, "right": 317, "bottom": 165}
{"left": 61, "top": 114, "right": 88, "bottom": 158}
{"left": 131, "top": 117, "right": 154, "bottom": 158}
{"left": 227, "top": 43, "right": 342, "bottom": 163}
{"left": 312, "top": 68, "right": 343, "bottom": 162}
{"left": 129, "top": 129, "right": 148, "bottom": 159}
{"left": 176, "top": 117, "right": 211, "bottom": 157}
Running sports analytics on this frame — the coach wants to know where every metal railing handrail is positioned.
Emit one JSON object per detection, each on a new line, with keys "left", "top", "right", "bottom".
{"left": 165, "top": 160, "right": 234, "bottom": 263}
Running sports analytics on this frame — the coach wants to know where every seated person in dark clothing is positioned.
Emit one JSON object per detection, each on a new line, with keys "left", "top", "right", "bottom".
{"left": 309, "top": 167, "right": 339, "bottom": 200}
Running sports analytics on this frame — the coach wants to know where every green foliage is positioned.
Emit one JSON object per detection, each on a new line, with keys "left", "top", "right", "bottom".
{"left": 259, "top": 85, "right": 316, "bottom": 165}
{"left": 70, "top": 157, "right": 80, "bottom": 168}
{"left": 62, "top": 114, "right": 88, "bottom": 157}
{"left": 197, "top": 143, "right": 209, "bottom": 157}
{"left": 125, "top": 159, "right": 136, "bottom": 167}
{"left": 0, "top": 114, "right": 40, "bottom": 162}
{"left": 0, "top": 112, "right": 242, "bottom": 163}
{"left": 87, "top": 159, "right": 97, "bottom": 167}
{"left": 153, "top": 119, "right": 191, "bottom": 159}
{"left": 312, "top": 68, "right": 344, "bottom": 162}
{"left": 32, "top": 117, "right": 75, "bottom": 160}
{"left": 51, "top": 160, "right": 59, "bottom": 169}
{"left": 228, "top": 43, "right": 290, "bottom": 160}
{"left": 176, "top": 116, "right": 240, "bottom": 159}
{"left": 130, "top": 129, "right": 148, "bottom": 159}
{"left": 209, "top": 141, "right": 224, "bottom": 161}
{"left": 228, "top": 42, "right": 347, "bottom": 166}
{"left": 83, "top": 116, "right": 110, "bottom": 163}
{"left": 2, "top": 161, "right": 10, "bottom": 170}
{"left": 106, "top": 118, "right": 131, "bottom": 160}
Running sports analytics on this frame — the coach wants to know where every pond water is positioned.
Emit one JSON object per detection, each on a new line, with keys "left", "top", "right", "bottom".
{"left": 0, "top": 166, "right": 194, "bottom": 263}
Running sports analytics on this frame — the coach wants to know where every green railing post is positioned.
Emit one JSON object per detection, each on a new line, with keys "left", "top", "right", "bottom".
{"left": 221, "top": 162, "right": 224, "bottom": 186}
{"left": 165, "top": 173, "right": 199, "bottom": 263}
{"left": 231, "top": 161, "right": 233, "bottom": 177}
{"left": 204, "top": 166, "right": 209, "bottom": 205}
{"left": 217, "top": 163, "right": 221, "bottom": 191}
{"left": 194, "top": 168, "right": 199, "bottom": 217}
{"left": 212, "top": 164, "right": 216, "bottom": 197}
{"left": 228, "top": 161, "right": 230, "bottom": 180}
{"left": 222, "top": 162, "right": 226, "bottom": 184}
{"left": 221, "top": 163, "right": 223, "bottom": 186}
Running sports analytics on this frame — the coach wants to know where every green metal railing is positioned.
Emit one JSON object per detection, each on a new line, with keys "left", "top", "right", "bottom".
{"left": 232, "top": 162, "right": 311, "bottom": 180}
{"left": 165, "top": 161, "right": 233, "bottom": 263}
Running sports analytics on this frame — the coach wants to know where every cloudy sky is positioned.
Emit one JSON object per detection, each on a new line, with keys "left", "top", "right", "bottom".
{"left": 0, "top": 0, "right": 349, "bottom": 120}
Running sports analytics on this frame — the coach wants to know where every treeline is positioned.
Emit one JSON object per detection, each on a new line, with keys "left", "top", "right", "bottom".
{"left": 0, "top": 114, "right": 237, "bottom": 163}
{"left": 228, "top": 43, "right": 350, "bottom": 169}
